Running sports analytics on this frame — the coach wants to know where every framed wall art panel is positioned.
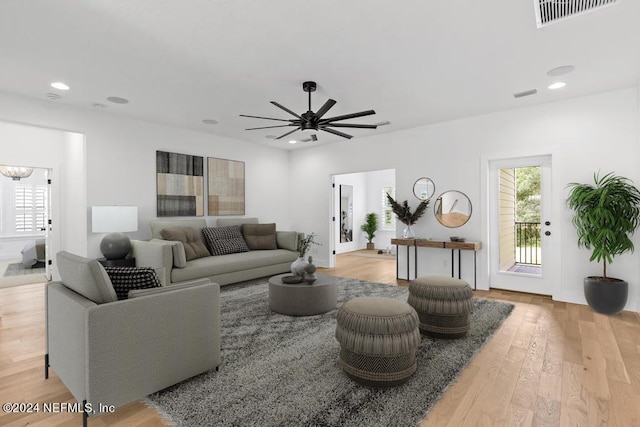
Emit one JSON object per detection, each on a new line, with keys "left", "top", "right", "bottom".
{"left": 156, "top": 151, "right": 204, "bottom": 217}
{"left": 207, "top": 157, "right": 245, "bottom": 216}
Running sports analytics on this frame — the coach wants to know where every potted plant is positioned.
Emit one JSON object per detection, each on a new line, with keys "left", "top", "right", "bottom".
{"left": 291, "top": 233, "right": 320, "bottom": 276}
{"left": 386, "top": 194, "right": 429, "bottom": 238}
{"left": 361, "top": 213, "right": 378, "bottom": 250}
{"left": 566, "top": 171, "right": 640, "bottom": 314}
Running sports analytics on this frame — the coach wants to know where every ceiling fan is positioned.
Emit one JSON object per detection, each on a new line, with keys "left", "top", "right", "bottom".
{"left": 240, "top": 81, "right": 378, "bottom": 140}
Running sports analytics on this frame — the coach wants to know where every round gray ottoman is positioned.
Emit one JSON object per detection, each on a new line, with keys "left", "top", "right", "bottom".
{"left": 335, "top": 297, "right": 420, "bottom": 388}
{"left": 408, "top": 275, "right": 474, "bottom": 338}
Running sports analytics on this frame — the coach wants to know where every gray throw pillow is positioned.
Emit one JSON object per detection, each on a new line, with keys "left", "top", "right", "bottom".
{"left": 202, "top": 225, "right": 250, "bottom": 256}
{"left": 160, "top": 227, "right": 210, "bottom": 261}
{"left": 103, "top": 266, "right": 162, "bottom": 300}
{"left": 242, "top": 223, "right": 277, "bottom": 250}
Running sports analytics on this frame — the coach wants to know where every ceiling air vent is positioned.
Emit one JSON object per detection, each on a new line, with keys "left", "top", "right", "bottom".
{"left": 534, "top": 0, "right": 618, "bottom": 28}
{"left": 513, "top": 89, "right": 538, "bottom": 98}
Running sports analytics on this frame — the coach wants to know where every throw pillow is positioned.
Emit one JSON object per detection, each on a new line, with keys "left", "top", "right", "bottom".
{"left": 242, "top": 223, "right": 277, "bottom": 250}
{"left": 160, "top": 227, "right": 210, "bottom": 261}
{"left": 103, "top": 266, "right": 162, "bottom": 300}
{"left": 202, "top": 225, "right": 250, "bottom": 256}
{"left": 276, "top": 231, "right": 298, "bottom": 252}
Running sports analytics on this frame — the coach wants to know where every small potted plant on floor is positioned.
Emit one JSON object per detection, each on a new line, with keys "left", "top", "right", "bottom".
{"left": 361, "top": 213, "right": 378, "bottom": 250}
{"left": 566, "top": 171, "right": 640, "bottom": 314}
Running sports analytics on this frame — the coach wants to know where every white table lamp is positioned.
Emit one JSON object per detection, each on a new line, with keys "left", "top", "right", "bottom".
{"left": 92, "top": 206, "right": 138, "bottom": 260}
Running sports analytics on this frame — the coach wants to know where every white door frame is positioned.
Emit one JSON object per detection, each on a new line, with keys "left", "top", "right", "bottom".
{"left": 481, "top": 150, "right": 561, "bottom": 298}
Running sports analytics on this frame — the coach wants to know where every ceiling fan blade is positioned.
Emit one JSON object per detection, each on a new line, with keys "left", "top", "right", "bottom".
{"left": 275, "top": 127, "right": 301, "bottom": 140}
{"left": 270, "top": 101, "right": 302, "bottom": 119}
{"left": 319, "top": 109, "right": 376, "bottom": 124}
{"left": 314, "top": 99, "right": 337, "bottom": 120}
{"left": 239, "top": 114, "right": 293, "bottom": 122}
{"left": 320, "top": 127, "right": 353, "bottom": 139}
{"left": 328, "top": 123, "right": 378, "bottom": 129}
{"left": 245, "top": 124, "right": 298, "bottom": 130}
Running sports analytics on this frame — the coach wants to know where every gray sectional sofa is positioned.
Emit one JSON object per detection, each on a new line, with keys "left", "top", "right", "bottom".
{"left": 131, "top": 217, "right": 301, "bottom": 286}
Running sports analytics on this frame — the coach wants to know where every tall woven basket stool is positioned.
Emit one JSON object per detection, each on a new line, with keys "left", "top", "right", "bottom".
{"left": 408, "top": 275, "right": 474, "bottom": 338}
{"left": 335, "top": 297, "right": 420, "bottom": 388}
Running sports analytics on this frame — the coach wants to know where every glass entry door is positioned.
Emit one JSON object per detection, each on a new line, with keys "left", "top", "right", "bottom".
{"left": 489, "top": 155, "right": 555, "bottom": 295}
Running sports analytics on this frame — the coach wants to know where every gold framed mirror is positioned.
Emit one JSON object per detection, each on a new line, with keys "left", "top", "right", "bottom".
{"left": 413, "top": 177, "right": 435, "bottom": 201}
{"left": 434, "top": 190, "right": 472, "bottom": 228}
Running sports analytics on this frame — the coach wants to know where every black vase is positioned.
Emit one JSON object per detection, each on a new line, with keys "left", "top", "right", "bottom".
{"left": 583, "top": 276, "right": 628, "bottom": 315}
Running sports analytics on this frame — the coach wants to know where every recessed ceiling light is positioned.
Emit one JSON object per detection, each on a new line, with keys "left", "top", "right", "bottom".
{"left": 288, "top": 140, "right": 298, "bottom": 144}
{"left": 202, "top": 119, "right": 218, "bottom": 125}
{"left": 50, "top": 82, "right": 70, "bottom": 90}
{"left": 107, "top": 96, "right": 129, "bottom": 104}
{"left": 548, "top": 82, "right": 566, "bottom": 90}
{"left": 547, "top": 65, "right": 575, "bottom": 77}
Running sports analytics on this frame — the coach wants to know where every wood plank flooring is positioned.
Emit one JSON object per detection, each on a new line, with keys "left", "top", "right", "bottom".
{"left": 0, "top": 252, "right": 638, "bottom": 426}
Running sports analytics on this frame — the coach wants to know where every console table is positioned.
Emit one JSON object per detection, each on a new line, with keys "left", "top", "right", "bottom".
{"left": 391, "top": 238, "right": 481, "bottom": 289}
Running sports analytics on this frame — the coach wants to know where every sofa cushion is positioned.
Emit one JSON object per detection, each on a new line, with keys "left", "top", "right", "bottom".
{"left": 56, "top": 251, "right": 118, "bottom": 304}
{"left": 160, "top": 227, "right": 210, "bottom": 261}
{"left": 171, "top": 249, "right": 298, "bottom": 283}
{"left": 103, "top": 266, "right": 162, "bottom": 300}
{"left": 203, "top": 225, "right": 250, "bottom": 256}
{"left": 150, "top": 218, "right": 207, "bottom": 240}
{"left": 242, "top": 223, "right": 277, "bottom": 250}
{"left": 276, "top": 231, "right": 298, "bottom": 252}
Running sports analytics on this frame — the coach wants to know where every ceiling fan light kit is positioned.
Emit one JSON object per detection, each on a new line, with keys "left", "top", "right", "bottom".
{"left": 240, "top": 81, "right": 378, "bottom": 141}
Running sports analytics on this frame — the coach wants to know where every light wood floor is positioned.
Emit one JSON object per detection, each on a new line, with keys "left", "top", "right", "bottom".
{"left": 1, "top": 252, "right": 639, "bottom": 426}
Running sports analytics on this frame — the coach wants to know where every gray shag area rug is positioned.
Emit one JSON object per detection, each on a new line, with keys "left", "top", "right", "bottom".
{"left": 147, "top": 277, "right": 514, "bottom": 427}
{"left": 3, "top": 262, "right": 46, "bottom": 276}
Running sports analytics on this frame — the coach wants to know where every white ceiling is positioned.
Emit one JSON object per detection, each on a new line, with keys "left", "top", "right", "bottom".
{"left": 1, "top": 0, "right": 639, "bottom": 150}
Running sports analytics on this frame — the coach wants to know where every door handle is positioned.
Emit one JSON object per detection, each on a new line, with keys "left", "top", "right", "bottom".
{"left": 545, "top": 221, "right": 551, "bottom": 226}
{"left": 545, "top": 231, "right": 551, "bottom": 236}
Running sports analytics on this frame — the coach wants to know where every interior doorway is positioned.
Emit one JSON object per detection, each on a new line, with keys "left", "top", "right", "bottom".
{"left": 0, "top": 164, "right": 51, "bottom": 288}
{"left": 488, "top": 155, "right": 555, "bottom": 295}
{"left": 330, "top": 169, "right": 396, "bottom": 268}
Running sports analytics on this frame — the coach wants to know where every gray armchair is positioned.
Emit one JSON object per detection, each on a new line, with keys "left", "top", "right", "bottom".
{"left": 45, "top": 251, "right": 221, "bottom": 426}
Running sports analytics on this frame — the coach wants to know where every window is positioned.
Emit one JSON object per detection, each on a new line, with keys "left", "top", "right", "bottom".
{"left": 382, "top": 187, "right": 395, "bottom": 229}
{"left": 15, "top": 184, "right": 47, "bottom": 233}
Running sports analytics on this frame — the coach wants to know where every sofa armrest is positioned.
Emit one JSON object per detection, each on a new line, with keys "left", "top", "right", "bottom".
{"left": 47, "top": 280, "right": 220, "bottom": 412}
{"left": 131, "top": 239, "right": 174, "bottom": 285}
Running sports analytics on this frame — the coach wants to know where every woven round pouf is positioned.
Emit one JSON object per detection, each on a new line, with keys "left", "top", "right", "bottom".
{"left": 335, "top": 297, "right": 420, "bottom": 388}
{"left": 408, "top": 275, "right": 474, "bottom": 338}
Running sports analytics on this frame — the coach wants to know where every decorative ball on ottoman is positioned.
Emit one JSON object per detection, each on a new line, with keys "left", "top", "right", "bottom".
{"left": 408, "top": 275, "right": 474, "bottom": 338}
{"left": 335, "top": 297, "right": 420, "bottom": 388}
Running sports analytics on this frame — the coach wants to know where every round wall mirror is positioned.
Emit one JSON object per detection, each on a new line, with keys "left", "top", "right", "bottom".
{"left": 413, "top": 177, "right": 435, "bottom": 201}
{"left": 434, "top": 190, "right": 472, "bottom": 228}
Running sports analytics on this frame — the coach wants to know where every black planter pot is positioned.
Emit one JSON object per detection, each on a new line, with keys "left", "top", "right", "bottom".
{"left": 583, "top": 276, "right": 628, "bottom": 315}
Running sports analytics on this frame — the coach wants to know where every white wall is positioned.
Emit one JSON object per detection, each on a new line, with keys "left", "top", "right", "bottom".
{"left": 0, "top": 92, "right": 293, "bottom": 266}
{"left": 0, "top": 120, "right": 82, "bottom": 278}
{"left": 364, "top": 169, "right": 395, "bottom": 251}
{"left": 290, "top": 86, "right": 640, "bottom": 312}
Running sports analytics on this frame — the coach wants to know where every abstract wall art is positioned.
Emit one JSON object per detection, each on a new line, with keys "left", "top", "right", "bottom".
{"left": 207, "top": 157, "right": 245, "bottom": 216}
{"left": 156, "top": 150, "right": 204, "bottom": 217}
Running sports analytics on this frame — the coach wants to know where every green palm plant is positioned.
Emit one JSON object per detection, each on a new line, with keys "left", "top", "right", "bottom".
{"left": 566, "top": 171, "right": 640, "bottom": 278}
{"left": 360, "top": 213, "right": 378, "bottom": 244}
